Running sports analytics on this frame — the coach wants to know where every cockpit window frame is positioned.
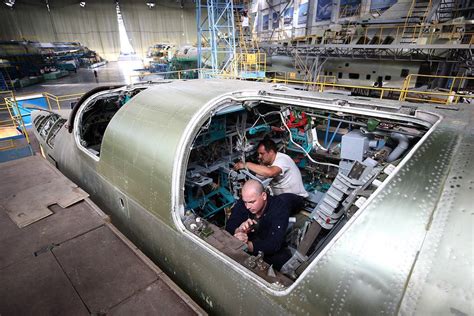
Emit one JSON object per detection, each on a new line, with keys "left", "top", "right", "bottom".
{"left": 171, "top": 90, "right": 443, "bottom": 295}
{"left": 73, "top": 89, "right": 119, "bottom": 162}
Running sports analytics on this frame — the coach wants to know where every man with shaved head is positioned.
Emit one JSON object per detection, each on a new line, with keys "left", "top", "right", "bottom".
{"left": 226, "top": 179, "right": 291, "bottom": 270}
{"left": 233, "top": 138, "right": 307, "bottom": 210}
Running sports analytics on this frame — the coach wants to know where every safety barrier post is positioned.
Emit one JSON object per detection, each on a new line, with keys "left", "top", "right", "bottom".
{"left": 5, "top": 92, "right": 30, "bottom": 144}
{"left": 401, "top": 75, "right": 411, "bottom": 101}
{"left": 55, "top": 95, "right": 61, "bottom": 110}
{"left": 44, "top": 93, "right": 53, "bottom": 110}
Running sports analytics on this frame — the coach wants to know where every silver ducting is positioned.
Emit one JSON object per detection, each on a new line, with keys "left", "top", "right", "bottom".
{"left": 387, "top": 132, "right": 409, "bottom": 162}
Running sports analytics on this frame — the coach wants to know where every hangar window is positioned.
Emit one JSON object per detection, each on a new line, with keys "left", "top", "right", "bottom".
{"left": 338, "top": 72, "right": 343, "bottom": 79}
{"left": 382, "top": 36, "right": 394, "bottom": 44}
{"left": 180, "top": 94, "right": 435, "bottom": 288}
{"left": 369, "top": 36, "right": 380, "bottom": 44}
{"left": 385, "top": 75, "right": 392, "bottom": 81}
{"left": 75, "top": 87, "right": 146, "bottom": 158}
{"left": 400, "top": 69, "right": 409, "bottom": 77}
{"left": 366, "top": 74, "right": 371, "bottom": 80}
{"left": 349, "top": 73, "right": 360, "bottom": 79}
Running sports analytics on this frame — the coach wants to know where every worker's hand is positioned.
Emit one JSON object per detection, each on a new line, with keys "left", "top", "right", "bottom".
{"left": 234, "top": 232, "right": 248, "bottom": 243}
{"left": 237, "top": 219, "right": 257, "bottom": 234}
{"left": 233, "top": 161, "right": 245, "bottom": 171}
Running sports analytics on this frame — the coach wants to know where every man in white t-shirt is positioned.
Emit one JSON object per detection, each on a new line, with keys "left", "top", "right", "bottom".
{"left": 234, "top": 138, "right": 307, "bottom": 210}
{"left": 241, "top": 11, "right": 249, "bottom": 35}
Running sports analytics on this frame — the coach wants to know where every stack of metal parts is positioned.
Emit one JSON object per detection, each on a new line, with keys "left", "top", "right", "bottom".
{"left": 282, "top": 159, "right": 383, "bottom": 278}
{"left": 312, "top": 159, "right": 382, "bottom": 229}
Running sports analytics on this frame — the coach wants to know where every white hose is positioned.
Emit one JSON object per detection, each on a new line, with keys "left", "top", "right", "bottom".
{"left": 310, "top": 126, "right": 329, "bottom": 152}
{"left": 387, "top": 132, "right": 409, "bottom": 162}
{"left": 279, "top": 112, "right": 339, "bottom": 169}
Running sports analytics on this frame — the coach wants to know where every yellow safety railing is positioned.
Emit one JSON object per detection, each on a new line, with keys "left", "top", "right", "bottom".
{"left": 129, "top": 68, "right": 201, "bottom": 83}
{"left": 43, "top": 92, "right": 84, "bottom": 110}
{"left": 38, "top": 72, "right": 470, "bottom": 106}
{"left": 316, "top": 75, "right": 337, "bottom": 84}
{"left": 0, "top": 91, "right": 16, "bottom": 150}
{"left": 0, "top": 90, "right": 30, "bottom": 148}
{"left": 270, "top": 72, "right": 298, "bottom": 84}
{"left": 271, "top": 73, "right": 336, "bottom": 87}
{"left": 268, "top": 77, "right": 388, "bottom": 95}
{"left": 400, "top": 0, "right": 432, "bottom": 42}
{"left": 264, "top": 75, "right": 473, "bottom": 104}
{"left": 399, "top": 74, "right": 473, "bottom": 104}
{"left": 0, "top": 91, "right": 15, "bottom": 126}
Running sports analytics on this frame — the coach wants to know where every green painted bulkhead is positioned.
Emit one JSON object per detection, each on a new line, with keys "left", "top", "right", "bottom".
{"left": 98, "top": 80, "right": 268, "bottom": 223}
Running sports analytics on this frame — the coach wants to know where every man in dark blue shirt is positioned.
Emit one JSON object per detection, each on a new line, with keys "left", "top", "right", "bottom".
{"left": 226, "top": 180, "right": 292, "bottom": 270}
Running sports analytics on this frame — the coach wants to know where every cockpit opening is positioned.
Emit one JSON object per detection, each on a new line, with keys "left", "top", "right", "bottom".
{"left": 75, "top": 87, "right": 146, "bottom": 157}
{"left": 181, "top": 94, "right": 436, "bottom": 288}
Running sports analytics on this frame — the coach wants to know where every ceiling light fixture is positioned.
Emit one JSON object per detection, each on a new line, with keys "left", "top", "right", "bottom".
{"left": 146, "top": 1, "right": 155, "bottom": 9}
{"left": 4, "top": 0, "right": 15, "bottom": 7}
{"left": 79, "top": 1, "right": 86, "bottom": 7}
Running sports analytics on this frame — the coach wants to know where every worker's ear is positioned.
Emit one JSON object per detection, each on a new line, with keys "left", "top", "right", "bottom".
{"left": 262, "top": 192, "right": 267, "bottom": 200}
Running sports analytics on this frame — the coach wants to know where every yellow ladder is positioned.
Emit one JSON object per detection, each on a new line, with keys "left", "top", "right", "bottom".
{"left": 400, "top": 0, "right": 433, "bottom": 44}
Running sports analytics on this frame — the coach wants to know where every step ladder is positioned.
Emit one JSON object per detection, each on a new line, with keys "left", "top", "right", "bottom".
{"left": 234, "top": 1, "right": 258, "bottom": 54}
{"left": 400, "top": 0, "right": 432, "bottom": 44}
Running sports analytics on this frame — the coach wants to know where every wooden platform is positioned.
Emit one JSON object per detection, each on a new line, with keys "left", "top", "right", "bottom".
{"left": 0, "top": 126, "right": 22, "bottom": 139}
{"left": 0, "top": 155, "right": 205, "bottom": 315}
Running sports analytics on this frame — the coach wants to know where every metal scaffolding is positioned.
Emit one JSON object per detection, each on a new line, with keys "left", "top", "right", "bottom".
{"left": 196, "top": 0, "right": 237, "bottom": 77}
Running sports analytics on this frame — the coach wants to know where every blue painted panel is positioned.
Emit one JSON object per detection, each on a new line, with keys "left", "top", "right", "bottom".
{"left": 316, "top": 0, "right": 332, "bottom": 21}
{"left": 263, "top": 14, "right": 269, "bottom": 30}
{"left": 240, "top": 71, "right": 266, "bottom": 79}
{"left": 340, "top": 0, "right": 361, "bottom": 17}
{"left": 272, "top": 12, "right": 279, "bottom": 29}
{"left": 298, "top": 2, "right": 309, "bottom": 25}
{"left": 0, "top": 145, "right": 33, "bottom": 163}
{"left": 284, "top": 7, "right": 294, "bottom": 26}
{"left": 11, "top": 96, "right": 48, "bottom": 126}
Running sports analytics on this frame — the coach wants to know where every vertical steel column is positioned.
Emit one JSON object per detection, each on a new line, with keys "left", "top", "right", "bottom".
{"left": 196, "top": 0, "right": 237, "bottom": 77}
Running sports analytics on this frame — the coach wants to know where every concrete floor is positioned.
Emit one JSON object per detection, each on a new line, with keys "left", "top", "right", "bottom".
{"left": 0, "top": 156, "right": 204, "bottom": 315}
